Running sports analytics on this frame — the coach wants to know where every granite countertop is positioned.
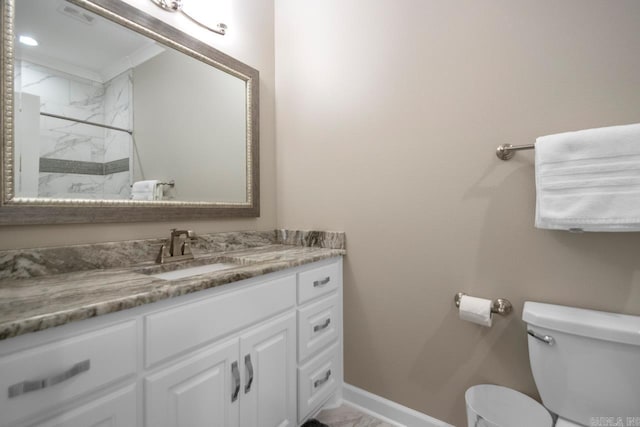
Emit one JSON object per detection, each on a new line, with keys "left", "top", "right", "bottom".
{"left": 0, "top": 230, "right": 345, "bottom": 341}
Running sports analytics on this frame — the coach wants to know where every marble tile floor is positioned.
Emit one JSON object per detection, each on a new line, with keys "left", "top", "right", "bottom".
{"left": 315, "top": 404, "right": 396, "bottom": 427}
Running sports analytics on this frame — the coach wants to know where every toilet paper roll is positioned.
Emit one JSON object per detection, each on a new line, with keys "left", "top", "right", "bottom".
{"left": 459, "top": 295, "right": 493, "bottom": 327}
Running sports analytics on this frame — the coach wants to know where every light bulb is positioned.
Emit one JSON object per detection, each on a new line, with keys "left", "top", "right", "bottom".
{"left": 18, "top": 35, "right": 38, "bottom": 47}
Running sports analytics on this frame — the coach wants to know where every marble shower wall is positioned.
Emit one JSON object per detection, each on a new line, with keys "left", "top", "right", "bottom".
{"left": 20, "top": 61, "right": 105, "bottom": 125}
{"left": 104, "top": 72, "right": 133, "bottom": 162}
{"left": 104, "top": 71, "right": 133, "bottom": 199}
{"left": 18, "top": 61, "right": 132, "bottom": 199}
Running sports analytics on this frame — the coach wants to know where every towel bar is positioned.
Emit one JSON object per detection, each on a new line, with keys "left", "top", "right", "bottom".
{"left": 496, "top": 143, "right": 535, "bottom": 160}
{"left": 129, "top": 180, "right": 175, "bottom": 188}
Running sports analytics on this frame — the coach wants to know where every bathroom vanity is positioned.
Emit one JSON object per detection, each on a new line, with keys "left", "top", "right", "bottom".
{"left": 0, "top": 231, "right": 345, "bottom": 427}
{"left": 0, "top": 0, "right": 347, "bottom": 423}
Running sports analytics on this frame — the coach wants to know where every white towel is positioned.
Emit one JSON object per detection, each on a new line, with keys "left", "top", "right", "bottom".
{"left": 131, "top": 180, "right": 161, "bottom": 201}
{"left": 535, "top": 123, "right": 640, "bottom": 231}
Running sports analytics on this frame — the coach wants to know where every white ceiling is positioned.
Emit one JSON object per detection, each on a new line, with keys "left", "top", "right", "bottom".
{"left": 15, "top": 0, "right": 164, "bottom": 82}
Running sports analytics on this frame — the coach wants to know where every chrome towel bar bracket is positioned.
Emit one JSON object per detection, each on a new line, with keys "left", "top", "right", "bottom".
{"left": 496, "top": 143, "right": 535, "bottom": 160}
{"left": 454, "top": 292, "right": 513, "bottom": 316}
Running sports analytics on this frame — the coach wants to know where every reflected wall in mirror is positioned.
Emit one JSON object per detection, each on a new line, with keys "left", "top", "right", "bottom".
{"left": 0, "top": 0, "right": 259, "bottom": 224}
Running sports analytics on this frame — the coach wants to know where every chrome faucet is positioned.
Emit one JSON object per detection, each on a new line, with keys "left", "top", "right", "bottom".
{"left": 169, "top": 229, "right": 196, "bottom": 256}
{"left": 156, "top": 228, "right": 197, "bottom": 264}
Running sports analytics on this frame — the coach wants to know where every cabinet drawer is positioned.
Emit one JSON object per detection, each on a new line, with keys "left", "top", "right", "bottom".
{"left": 0, "top": 321, "right": 136, "bottom": 427}
{"left": 297, "top": 261, "right": 340, "bottom": 305}
{"left": 32, "top": 385, "right": 136, "bottom": 427}
{"left": 298, "top": 293, "right": 339, "bottom": 362}
{"left": 297, "top": 343, "right": 339, "bottom": 422}
{"left": 145, "top": 275, "right": 296, "bottom": 367}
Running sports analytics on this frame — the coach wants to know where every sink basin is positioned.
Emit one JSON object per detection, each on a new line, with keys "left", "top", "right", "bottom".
{"left": 145, "top": 262, "right": 238, "bottom": 281}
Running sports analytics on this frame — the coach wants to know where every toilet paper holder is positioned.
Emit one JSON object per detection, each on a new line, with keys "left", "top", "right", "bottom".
{"left": 454, "top": 292, "right": 513, "bottom": 316}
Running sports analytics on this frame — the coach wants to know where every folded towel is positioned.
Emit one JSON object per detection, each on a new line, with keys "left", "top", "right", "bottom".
{"left": 535, "top": 123, "right": 640, "bottom": 231}
{"left": 131, "top": 180, "right": 161, "bottom": 201}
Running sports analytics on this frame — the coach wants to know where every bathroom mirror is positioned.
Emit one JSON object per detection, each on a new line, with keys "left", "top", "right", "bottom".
{"left": 0, "top": 0, "right": 259, "bottom": 224}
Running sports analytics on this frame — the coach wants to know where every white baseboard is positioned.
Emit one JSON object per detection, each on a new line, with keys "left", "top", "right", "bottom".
{"left": 341, "top": 383, "right": 454, "bottom": 427}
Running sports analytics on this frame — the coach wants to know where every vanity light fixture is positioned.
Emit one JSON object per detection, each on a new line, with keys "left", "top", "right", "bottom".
{"left": 149, "top": 0, "right": 227, "bottom": 35}
{"left": 18, "top": 35, "right": 38, "bottom": 46}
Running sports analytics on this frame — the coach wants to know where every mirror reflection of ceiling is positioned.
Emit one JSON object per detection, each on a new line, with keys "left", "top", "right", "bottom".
{"left": 15, "top": 0, "right": 164, "bottom": 82}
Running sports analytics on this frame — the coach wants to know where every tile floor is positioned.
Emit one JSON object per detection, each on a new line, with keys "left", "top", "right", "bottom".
{"left": 315, "top": 404, "right": 395, "bottom": 427}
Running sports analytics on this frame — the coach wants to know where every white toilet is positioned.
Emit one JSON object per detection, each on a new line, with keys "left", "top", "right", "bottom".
{"left": 466, "top": 301, "right": 640, "bottom": 427}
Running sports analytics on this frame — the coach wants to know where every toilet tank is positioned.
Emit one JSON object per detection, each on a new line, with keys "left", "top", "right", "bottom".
{"left": 523, "top": 302, "right": 640, "bottom": 426}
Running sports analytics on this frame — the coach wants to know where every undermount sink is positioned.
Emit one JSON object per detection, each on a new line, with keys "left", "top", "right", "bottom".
{"left": 149, "top": 263, "right": 238, "bottom": 280}
{"left": 139, "top": 260, "right": 239, "bottom": 281}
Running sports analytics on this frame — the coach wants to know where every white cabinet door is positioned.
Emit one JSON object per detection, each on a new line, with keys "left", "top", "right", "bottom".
{"left": 33, "top": 385, "right": 136, "bottom": 427}
{"left": 239, "top": 313, "right": 296, "bottom": 427}
{"left": 145, "top": 338, "right": 240, "bottom": 427}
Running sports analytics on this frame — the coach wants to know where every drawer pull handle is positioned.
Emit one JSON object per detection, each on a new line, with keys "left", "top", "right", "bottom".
{"left": 527, "top": 330, "right": 555, "bottom": 346}
{"left": 8, "top": 359, "right": 91, "bottom": 399}
{"left": 314, "top": 369, "right": 332, "bottom": 388}
{"left": 231, "top": 361, "right": 240, "bottom": 402}
{"left": 313, "top": 277, "right": 331, "bottom": 287}
{"left": 244, "top": 354, "right": 254, "bottom": 394}
{"left": 313, "top": 318, "right": 331, "bottom": 332}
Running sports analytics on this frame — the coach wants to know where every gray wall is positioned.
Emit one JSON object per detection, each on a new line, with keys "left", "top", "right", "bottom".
{"left": 274, "top": 0, "right": 640, "bottom": 425}
{"left": 133, "top": 48, "right": 247, "bottom": 203}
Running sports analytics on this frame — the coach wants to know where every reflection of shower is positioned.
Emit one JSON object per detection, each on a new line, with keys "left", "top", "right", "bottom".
{"left": 14, "top": 60, "right": 135, "bottom": 200}
{"left": 128, "top": 60, "right": 145, "bottom": 182}
{"left": 39, "top": 112, "right": 131, "bottom": 135}
{"left": 131, "top": 133, "right": 146, "bottom": 180}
